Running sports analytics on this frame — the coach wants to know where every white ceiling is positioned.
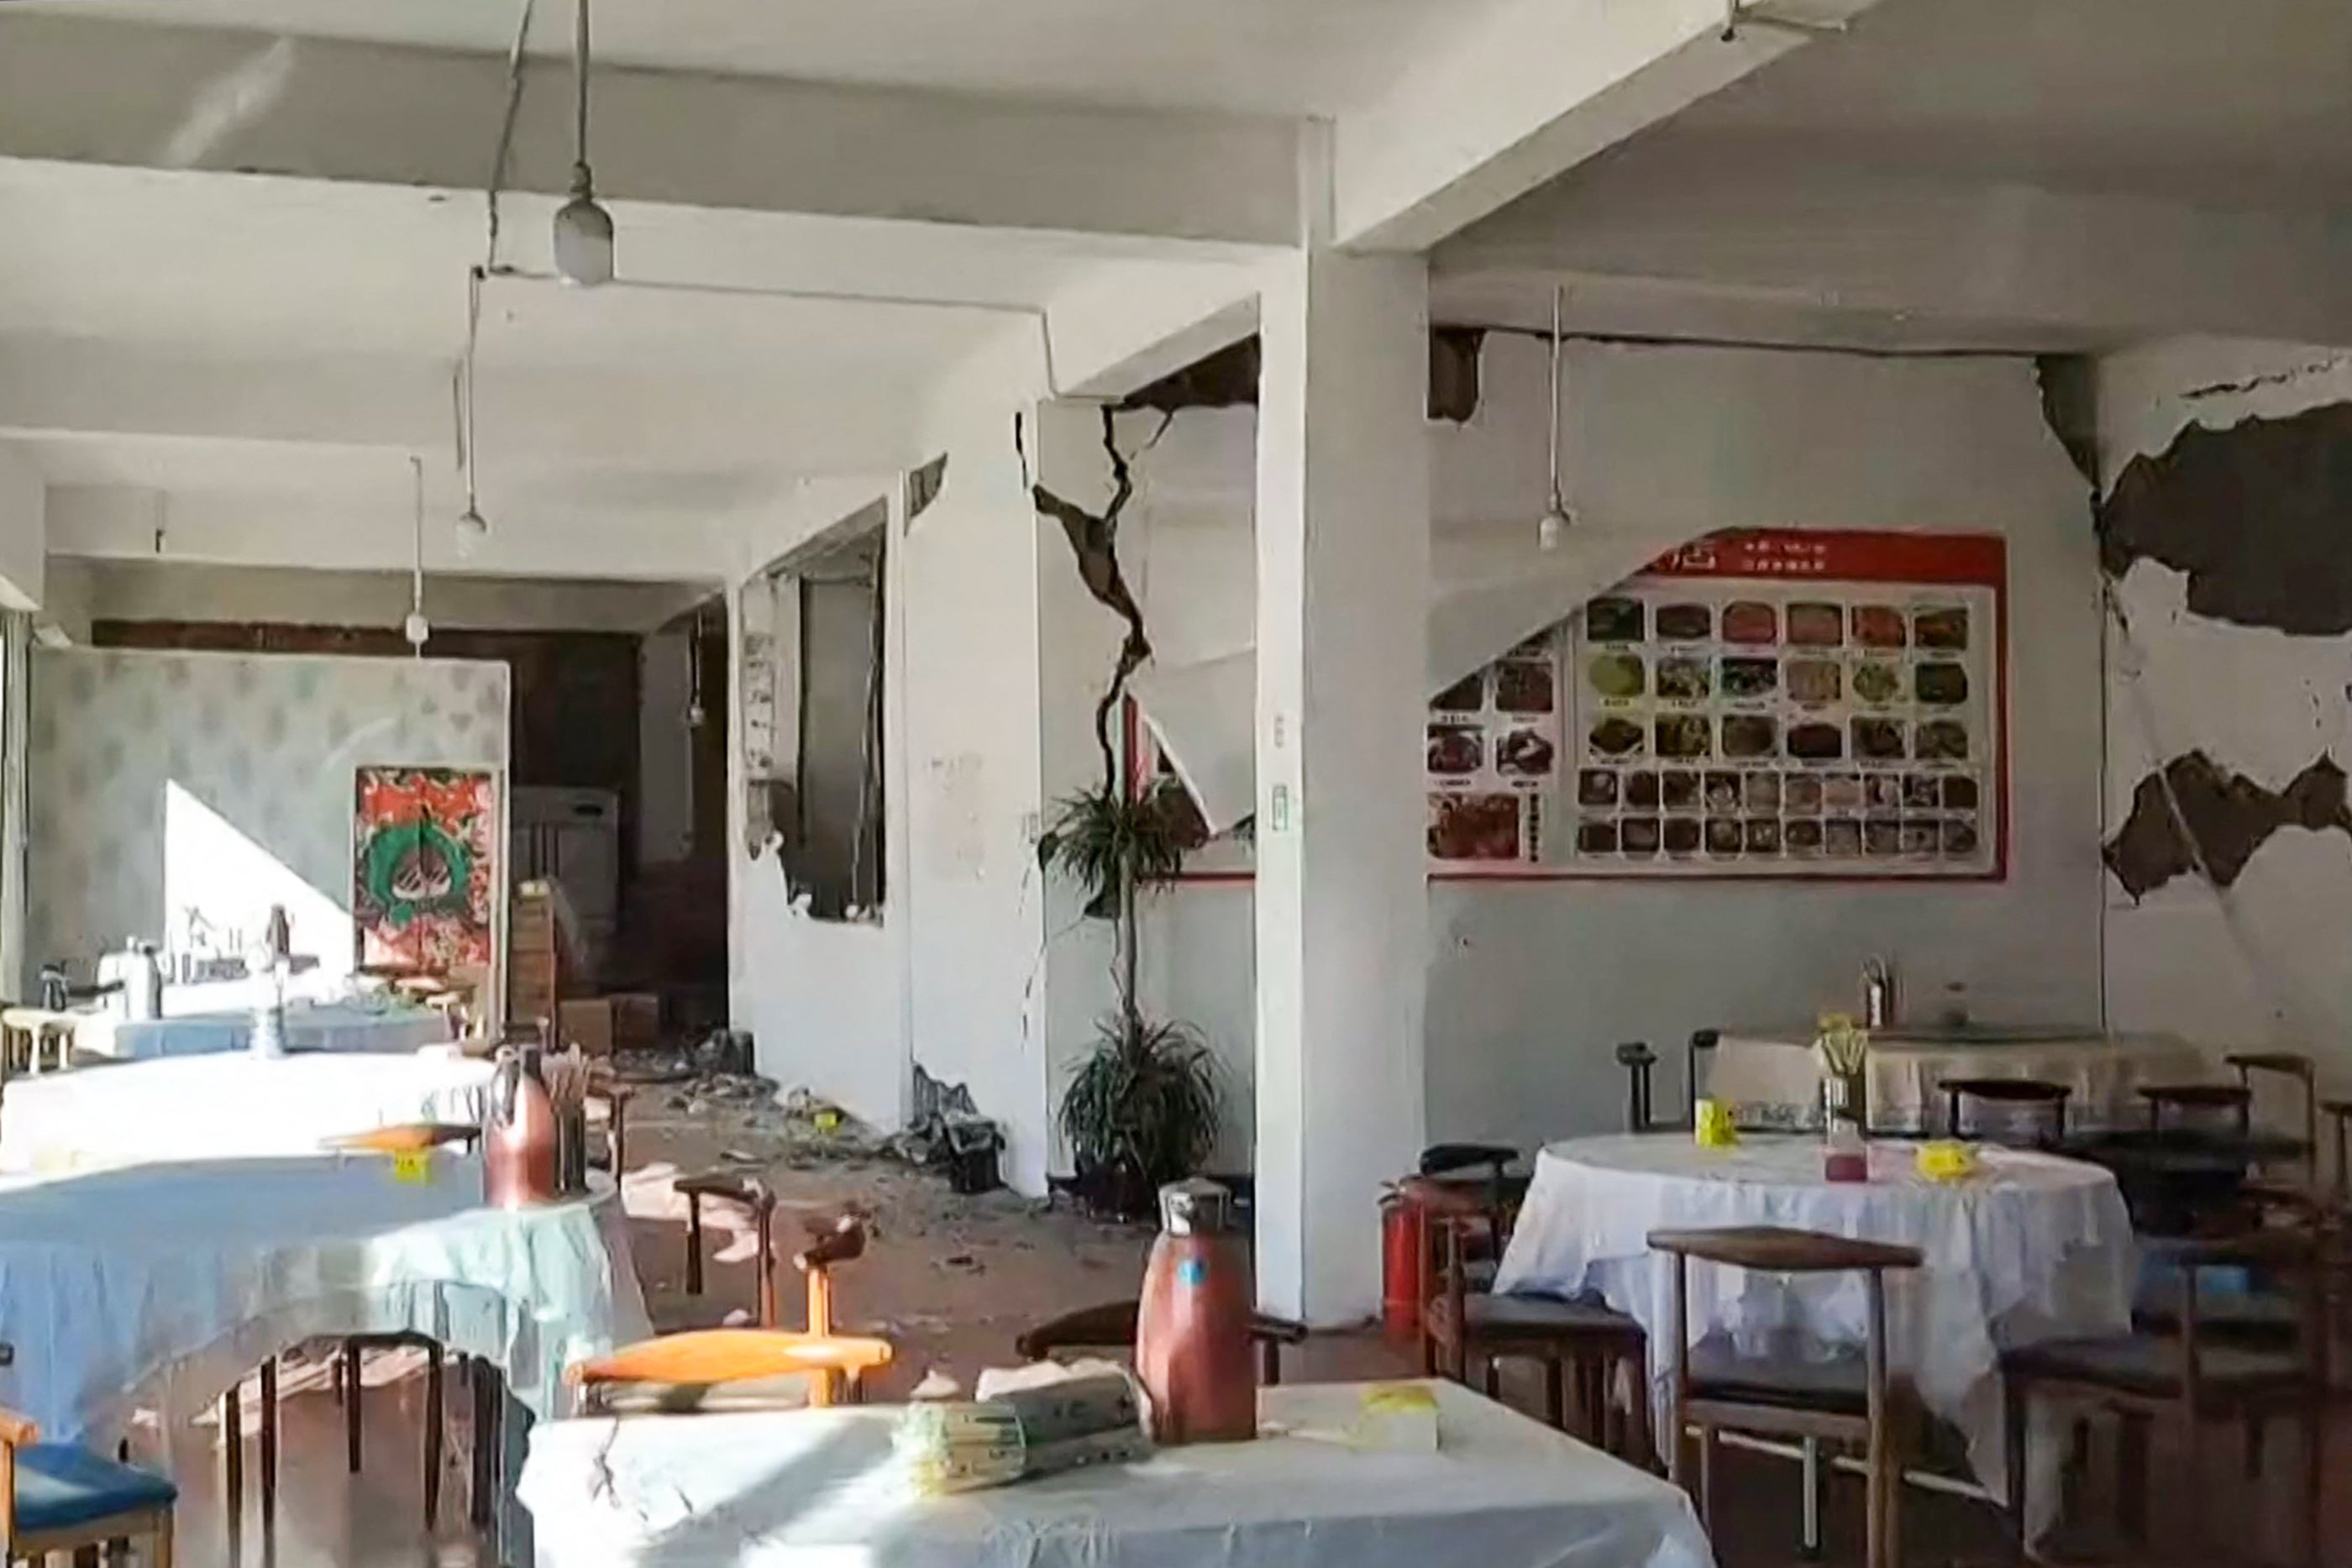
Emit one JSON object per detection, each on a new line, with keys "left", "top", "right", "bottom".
{"left": 1666, "top": 0, "right": 2352, "bottom": 211}
{"left": 5, "top": 0, "right": 1479, "bottom": 117}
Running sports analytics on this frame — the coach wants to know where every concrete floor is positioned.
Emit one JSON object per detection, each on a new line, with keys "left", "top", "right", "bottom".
{"left": 155, "top": 1104, "right": 2343, "bottom": 1568}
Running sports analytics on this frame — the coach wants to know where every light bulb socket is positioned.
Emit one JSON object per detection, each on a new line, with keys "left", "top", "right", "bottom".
{"left": 1538, "top": 505, "right": 1570, "bottom": 552}
{"left": 402, "top": 611, "right": 432, "bottom": 648}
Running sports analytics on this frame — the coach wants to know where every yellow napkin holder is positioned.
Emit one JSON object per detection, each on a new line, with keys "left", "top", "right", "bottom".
{"left": 1915, "top": 1141, "right": 1980, "bottom": 1183}
{"left": 1693, "top": 1099, "right": 1740, "bottom": 1149}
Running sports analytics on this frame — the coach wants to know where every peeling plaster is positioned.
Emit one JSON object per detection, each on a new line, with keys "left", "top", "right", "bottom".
{"left": 2100, "top": 400, "right": 2352, "bottom": 636}
{"left": 2104, "top": 750, "right": 2352, "bottom": 899}
{"left": 1116, "top": 329, "right": 1487, "bottom": 422}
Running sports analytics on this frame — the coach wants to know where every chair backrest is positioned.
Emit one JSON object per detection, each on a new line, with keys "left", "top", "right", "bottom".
{"left": 2141, "top": 1083, "right": 2253, "bottom": 1138}
{"left": 794, "top": 1215, "right": 868, "bottom": 1340}
{"left": 1940, "top": 1078, "right": 2070, "bottom": 1146}
{"left": 570, "top": 1328, "right": 895, "bottom": 1413}
{"left": 1016, "top": 1299, "right": 1307, "bottom": 1385}
{"left": 1648, "top": 1226, "right": 1923, "bottom": 1275}
{"left": 327, "top": 1122, "right": 481, "bottom": 1154}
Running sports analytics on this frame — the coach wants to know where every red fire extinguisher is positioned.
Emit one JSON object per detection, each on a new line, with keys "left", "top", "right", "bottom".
{"left": 1380, "top": 1184, "right": 1421, "bottom": 1339}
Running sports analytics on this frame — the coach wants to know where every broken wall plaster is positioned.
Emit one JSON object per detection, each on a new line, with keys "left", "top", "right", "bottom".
{"left": 2105, "top": 751, "right": 2352, "bottom": 899}
{"left": 2099, "top": 400, "right": 2352, "bottom": 636}
{"left": 1115, "top": 328, "right": 1487, "bottom": 423}
{"left": 1028, "top": 407, "right": 1160, "bottom": 794}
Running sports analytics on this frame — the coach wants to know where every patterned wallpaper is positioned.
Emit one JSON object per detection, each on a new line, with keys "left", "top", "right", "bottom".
{"left": 27, "top": 650, "right": 509, "bottom": 981}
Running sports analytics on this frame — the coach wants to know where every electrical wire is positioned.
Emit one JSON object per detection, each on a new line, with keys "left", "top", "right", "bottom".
{"left": 463, "top": 265, "right": 485, "bottom": 517}
{"left": 408, "top": 454, "right": 428, "bottom": 658}
{"left": 573, "top": 0, "right": 593, "bottom": 182}
{"left": 484, "top": 0, "right": 538, "bottom": 272}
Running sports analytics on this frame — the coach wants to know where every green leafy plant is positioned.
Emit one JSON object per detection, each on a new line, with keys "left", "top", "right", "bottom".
{"left": 1037, "top": 779, "right": 1194, "bottom": 921}
{"left": 1058, "top": 1013, "right": 1221, "bottom": 1218}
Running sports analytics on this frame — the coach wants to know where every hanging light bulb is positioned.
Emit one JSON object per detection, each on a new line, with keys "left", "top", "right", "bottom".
{"left": 404, "top": 455, "right": 432, "bottom": 651}
{"left": 553, "top": 0, "right": 615, "bottom": 286}
{"left": 684, "top": 606, "right": 708, "bottom": 729}
{"left": 1538, "top": 283, "right": 1574, "bottom": 553}
{"left": 454, "top": 274, "right": 493, "bottom": 559}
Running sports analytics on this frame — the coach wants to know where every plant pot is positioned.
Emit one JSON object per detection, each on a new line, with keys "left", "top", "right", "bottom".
{"left": 1073, "top": 1156, "right": 1158, "bottom": 1222}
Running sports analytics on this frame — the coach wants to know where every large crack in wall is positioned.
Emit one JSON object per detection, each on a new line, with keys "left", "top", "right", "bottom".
{"left": 2091, "top": 389, "right": 2352, "bottom": 896}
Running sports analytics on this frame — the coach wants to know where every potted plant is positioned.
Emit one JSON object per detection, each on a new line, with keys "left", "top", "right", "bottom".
{"left": 1039, "top": 778, "right": 1220, "bottom": 1219}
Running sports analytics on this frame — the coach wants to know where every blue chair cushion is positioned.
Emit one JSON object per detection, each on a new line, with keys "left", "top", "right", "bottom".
{"left": 14, "top": 1444, "right": 176, "bottom": 1534}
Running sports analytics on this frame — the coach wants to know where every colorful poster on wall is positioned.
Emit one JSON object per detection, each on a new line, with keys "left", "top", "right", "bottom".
{"left": 1549, "top": 529, "right": 2006, "bottom": 879}
{"left": 353, "top": 767, "right": 499, "bottom": 970}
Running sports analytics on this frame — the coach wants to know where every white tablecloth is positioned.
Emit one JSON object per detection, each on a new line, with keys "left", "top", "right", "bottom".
{"left": 1493, "top": 1135, "right": 2134, "bottom": 1529}
{"left": 518, "top": 1380, "right": 1714, "bottom": 1568}
{"left": 0, "top": 1154, "right": 648, "bottom": 1449}
{"left": 1707, "top": 1029, "right": 2210, "bottom": 1132}
{"left": 72, "top": 999, "right": 449, "bottom": 1060}
{"left": 0, "top": 1051, "right": 496, "bottom": 1172}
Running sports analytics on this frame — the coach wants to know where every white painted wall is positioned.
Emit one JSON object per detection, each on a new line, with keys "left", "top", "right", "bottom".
{"left": 1040, "top": 336, "right": 2106, "bottom": 1163}
{"left": 722, "top": 479, "right": 908, "bottom": 1131}
{"left": 900, "top": 385, "right": 1053, "bottom": 1193}
{"left": 2097, "top": 338, "right": 2352, "bottom": 1098}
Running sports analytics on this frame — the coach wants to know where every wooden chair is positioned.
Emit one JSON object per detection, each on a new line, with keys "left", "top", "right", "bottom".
{"left": 677, "top": 1172, "right": 780, "bottom": 1325}
{"left": 2229, "top": 1052, "right": 2319, "bottom": 1177}
{"left": 1650, "top": 1226, "right": 1923, "bottom": 1568}
{"left": 1940, "top": 1078, "right": 2071, "bottom": 1148}
{"left": 576, "top": 1217, "right": 890, "bottom": 1412}
{"left": 329, "top": 1122, "right": 483, "bottom": 1529}
{"left": 1016, "top": 1301, "right": 1308, "bottom": 1386}
{"left": 0, "top": 1345, "right": 174, "bottom": 1568}
{"left": 570, "top": 1329, "right": 896, "bottom": 1414}
{"left": 1420, "top": 1179, "right": 1650, "bottom": 1458}
{"left": 2001, "top": 1225, "right": 2328, "bottom": 1565}
{"left": 2141, "top": 1083, "right": 2254, "bottom": 1139}
{"left": 585, "top": 1070, "right": 633, "bottom": 1174}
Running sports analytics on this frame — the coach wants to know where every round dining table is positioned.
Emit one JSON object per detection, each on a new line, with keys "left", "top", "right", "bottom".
{"left": 0, "top": 1049, "right": 497, "bottom": 1172}
{"left": 1492, "top": 1133, "right": 2136, "bottom": 1534}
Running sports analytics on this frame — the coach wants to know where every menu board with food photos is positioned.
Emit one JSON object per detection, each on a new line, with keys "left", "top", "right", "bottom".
{"left": 1425, "top": 629, "right": 1562, "bottom": 863}
{"left": 1558, "top": 529, "right": 2004, "bottom": 878}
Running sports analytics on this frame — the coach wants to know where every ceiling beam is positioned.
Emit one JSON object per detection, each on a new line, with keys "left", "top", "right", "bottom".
{"left": 1332, "top": 0, "right": 1887, "bottom": 253}
{"left": 0, "top": 336, "right": 926, "bottom": 473}
{"left": 0, "top": 11, "right": 1302, "bottom": 251}
{"left": 1437, "top": 156, "right": 2352, "bottom": 347}
{"left": 47, "top": 485, "right": 738, "bottom": 581}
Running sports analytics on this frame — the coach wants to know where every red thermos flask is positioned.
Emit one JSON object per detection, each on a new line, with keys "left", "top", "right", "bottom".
{"left": 1134, "top": 1177, "right": 1257, "bottom": 1445}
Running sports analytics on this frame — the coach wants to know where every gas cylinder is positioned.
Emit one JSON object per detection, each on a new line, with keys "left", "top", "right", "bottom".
{"left": 484, "top": 1046, "right": 559, "bottom": 1209}
{"left": 1134, "top": 1177, "right": 1256, "bottom": 1445}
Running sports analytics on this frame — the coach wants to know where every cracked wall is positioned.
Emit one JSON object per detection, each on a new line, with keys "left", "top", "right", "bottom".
{"left": 2097, "top": 338, "right": 2352, "bottom": 1083}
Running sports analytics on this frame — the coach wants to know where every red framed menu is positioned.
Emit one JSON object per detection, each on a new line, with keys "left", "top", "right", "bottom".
{"left": 1140, "top": 529, "right": 2008, "bottom": 884}
{"left": 1428, "top": 529, "right": 2007, "bottom": 881}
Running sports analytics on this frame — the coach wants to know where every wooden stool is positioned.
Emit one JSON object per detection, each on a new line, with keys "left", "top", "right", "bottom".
{"left": 677, "top": 1172, "right": 780, "bottom": 1325}
{"left": 0, "top": 1009, "right": 77, "bottom": 1078}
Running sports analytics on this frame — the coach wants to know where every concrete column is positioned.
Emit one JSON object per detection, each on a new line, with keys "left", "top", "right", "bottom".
{"left": 1252, "top": 251, "right": 1431, "bottom": 1324}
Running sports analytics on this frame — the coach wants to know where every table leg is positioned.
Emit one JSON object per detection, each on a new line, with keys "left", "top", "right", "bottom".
{"left": 1800, "top": 1435, "right": 1823, "bottom": 1560}
{"left": 221, "top": 1383, "right": 242, "bottom": 1534}
{"left": 258, "top": 1359, "right": 277, "bottom": 1534}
